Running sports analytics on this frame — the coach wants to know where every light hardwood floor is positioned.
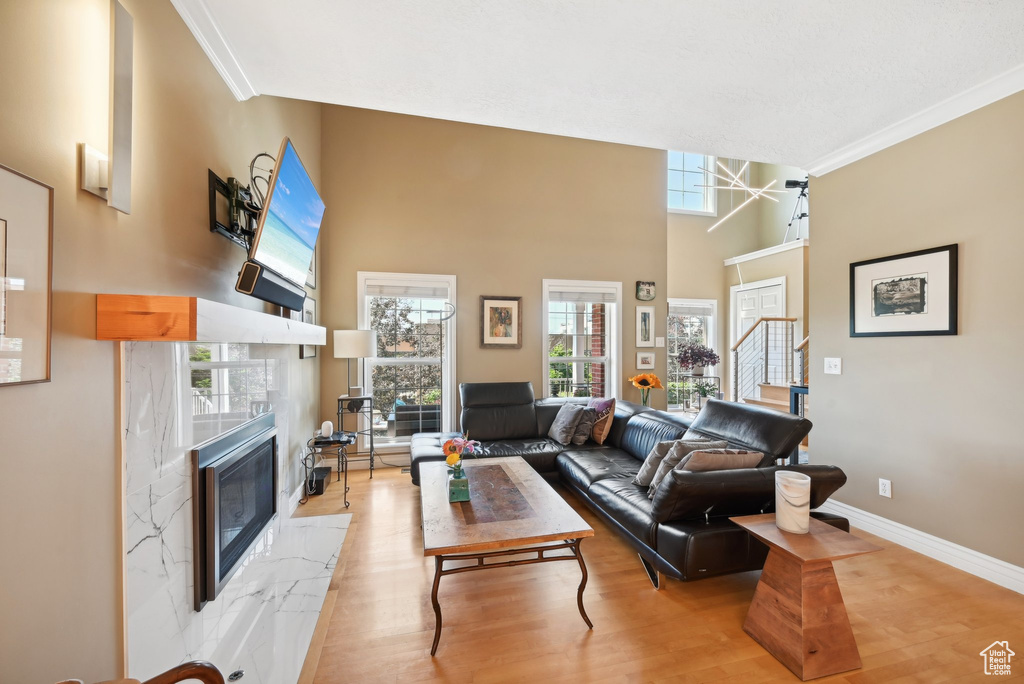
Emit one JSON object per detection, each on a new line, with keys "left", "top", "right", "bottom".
{"left": 295, "top": 467, "right": 1024, "bottom": 683}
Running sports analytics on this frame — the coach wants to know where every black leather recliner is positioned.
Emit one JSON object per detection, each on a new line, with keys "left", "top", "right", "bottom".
{"left": 410, "top": 381, "right": 848, "bottom": 585}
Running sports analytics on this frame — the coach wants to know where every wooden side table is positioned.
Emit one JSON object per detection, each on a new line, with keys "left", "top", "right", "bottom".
{"left": 731, "top": 514, "right": 882, "bottom": 681}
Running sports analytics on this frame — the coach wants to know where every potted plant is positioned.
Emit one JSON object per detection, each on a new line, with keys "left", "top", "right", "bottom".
{"left": 692, "top": 379, "right": 719, "bottom": 409}
{"left": 677, "top": 343, "right": 720, "bottom": 376}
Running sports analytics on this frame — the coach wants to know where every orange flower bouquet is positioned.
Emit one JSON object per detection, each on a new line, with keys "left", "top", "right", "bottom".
{"left": 628, "top": 373, "right": 664, "bottom": 407}
{"left": 442, "top": 435, "right": 481, "bottom": 478}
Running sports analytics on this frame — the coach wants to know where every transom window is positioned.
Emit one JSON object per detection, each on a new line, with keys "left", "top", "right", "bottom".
{"left": 668, "top": 151, "right": 716, "bottom": 216}
{"left": 542, "top": 280, "right": 620, "bottom": 399}
{"left": 667, "top": 299, "right": 718, "bottom": 409}
{"left": 358, "top": 272, "right": 456, "bottom": 449}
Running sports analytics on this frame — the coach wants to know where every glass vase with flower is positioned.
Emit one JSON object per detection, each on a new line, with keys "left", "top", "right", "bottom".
{"left": 628, "top": 373, "right": 664, "bottom": 407}
{"left": 443, "top": 435, "right": 481, "bottom": 503}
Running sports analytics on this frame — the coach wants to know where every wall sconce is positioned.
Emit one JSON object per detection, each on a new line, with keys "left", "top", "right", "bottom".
{"left": 80, "top": 0, "right": 133, "bottom": 214}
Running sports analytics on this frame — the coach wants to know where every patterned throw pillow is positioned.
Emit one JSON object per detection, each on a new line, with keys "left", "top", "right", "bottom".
{"left": 587, "top": 397, "right": 616, "bottom": 444}
{"left": 571, "top": 407, "right": 599, "bottom": 445}
{"left": 647, "top": 439, "right": 728, "bottom": 498}
{"left": 681, "top": 449, "right": 764, "bottom": 472}
{"left": 547, "top": 403, "right": 586, "bottom": 445}
{"left": 631, "top": 441, "right": 677, "bottom": 487}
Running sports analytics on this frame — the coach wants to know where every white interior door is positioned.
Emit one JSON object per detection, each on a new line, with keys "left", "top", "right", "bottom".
{"left": 731, "top": 278, "right": 786, "bottom": 399}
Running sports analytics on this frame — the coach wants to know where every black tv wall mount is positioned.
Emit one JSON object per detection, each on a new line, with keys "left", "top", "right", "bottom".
{"left": 208, "top": 169, "right": 258, "bottom": 250}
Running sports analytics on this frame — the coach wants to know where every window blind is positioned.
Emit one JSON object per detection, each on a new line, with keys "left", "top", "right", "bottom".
{"left": 669, "top": 301, "right": 714, "bottom": 316}
{"left": 364, "top": 279, "right": 450, "bottom": 299}
{"left": 548, "top": 284, "right": 619, "bottom": 304}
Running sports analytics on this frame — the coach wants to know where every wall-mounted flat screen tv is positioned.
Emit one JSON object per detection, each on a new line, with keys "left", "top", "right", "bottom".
{"left": 249, "top": 137, "right": 325, "bottom": 287}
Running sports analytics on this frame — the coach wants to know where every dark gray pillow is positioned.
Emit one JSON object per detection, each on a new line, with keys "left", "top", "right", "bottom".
{"left": 571, "top": 407, "right": 598, "bottom": 445}
{"left": 548, "top": 403, "right": 586, "bottom": 445}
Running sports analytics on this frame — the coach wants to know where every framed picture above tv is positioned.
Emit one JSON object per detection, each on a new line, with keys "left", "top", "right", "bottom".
{"left": 850, "top": 244, "right": 958, "bottom": 337}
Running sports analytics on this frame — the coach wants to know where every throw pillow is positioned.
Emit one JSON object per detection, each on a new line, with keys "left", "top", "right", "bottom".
{"left": 681, "top": 449, "right": 764, "bottom": 472}
{"left": 548, "top": 403, "right": 586, "bottom": 445}
{"left": 571, "top": 407, "right": 599, "bottom": 445}
{"left": 631, "top": 440, "right": 677, "bottom": 487}
{"left": 647, "top": 439, "right": 728, "bottom": 498}
{"left": 587, "top": 397, "right": 616, "bottom": 444}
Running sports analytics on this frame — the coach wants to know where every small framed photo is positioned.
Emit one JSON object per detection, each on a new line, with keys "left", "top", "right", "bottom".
{"left": 636, "top": 351, "right": 655, "bottom": 369}
{"left": 481, "top": 295, "right": 522, "bottom": 348}
{"left": 300, "top": 297, "right": 317, "bottom": 358}
{"left": 636, "top": 305, "right": 655, "bottom": 347}
{"left": 636, "top": 281, "right": 655, "bottom": 301}
{"left": 850, "top": 244, "right": 958, "bottom": 337}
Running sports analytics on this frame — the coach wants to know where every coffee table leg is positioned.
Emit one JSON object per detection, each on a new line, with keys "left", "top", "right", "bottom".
{"left": 573, "top": 540, "right": 593, "bottom": 629}
{"left": 430, "top": 555, "right": 444, "bottom": 655}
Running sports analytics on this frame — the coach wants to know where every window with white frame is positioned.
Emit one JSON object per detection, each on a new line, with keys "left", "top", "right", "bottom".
{"left": 542, "top": 280, "right": 620, "bottom": 399}
{"left": 667, "top": 151, "right": 716, "bottom": 215}
{"left": 667, "top": 299, "right": 718, "bottom": 409}
{"left": 357, "top": 272, "right": 456, "bottom": 448}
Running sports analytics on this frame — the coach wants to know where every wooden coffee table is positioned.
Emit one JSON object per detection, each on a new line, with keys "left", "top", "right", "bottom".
{"left": 731, "top": 514, "right": 882, "bottom": 680}
{"left": 420, "top": 456, "right": 594, "bottom": 656}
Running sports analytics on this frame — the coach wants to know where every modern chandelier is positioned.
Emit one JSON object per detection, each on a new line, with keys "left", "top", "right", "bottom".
{"left": 698, "top": 161, "right": 787, "bottom": 232}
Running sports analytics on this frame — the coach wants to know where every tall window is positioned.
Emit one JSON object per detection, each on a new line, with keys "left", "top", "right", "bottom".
{"left": 667, "top": 299, "right": 717, "bottom": 409}
{"left": 542, "top": 280, "right": 620, "bottom": 399}
{"left": 358, "top": 272, "right": 456, "bottom": 448}
{"left": 667, "top": 151, "right": 716, "bottom": 215}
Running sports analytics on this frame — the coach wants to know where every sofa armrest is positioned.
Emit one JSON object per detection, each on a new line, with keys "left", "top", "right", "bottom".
{"left": 649, "top": 465, "right": 847, "bottom": 524}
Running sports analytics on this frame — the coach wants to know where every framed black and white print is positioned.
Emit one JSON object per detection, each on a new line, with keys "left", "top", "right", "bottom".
{"left": 636, "top": 306, "right": 655, "bottom": 347}
{"left": 850, "top": 244, "right": 958, "bottom": 337}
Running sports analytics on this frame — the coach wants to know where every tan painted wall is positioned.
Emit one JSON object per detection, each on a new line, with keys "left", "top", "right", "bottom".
{"left": 318, "top": 106, "right": 667, "bottom": 416}
{"left": 757, "top": 163, "right": 809, "bottom": 246}
{"left": 0, "top": 2, "right": 321, "bottom": 681}
{"left": 809, "top": 90, "right": 1024, "bottom": 566}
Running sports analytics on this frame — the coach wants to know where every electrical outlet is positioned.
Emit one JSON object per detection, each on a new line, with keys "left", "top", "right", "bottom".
{"left": 878, "top": 478, "right": 892, "bottom": 498}
{"left": 824, "top": 357, "right": 842, "bottom": 375}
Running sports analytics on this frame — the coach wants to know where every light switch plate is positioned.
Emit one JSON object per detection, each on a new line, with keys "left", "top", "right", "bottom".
{"left": 80, "top": 143, "right": 109, "bottom": 200}
{"left": 655, "top": 337, "right": 665, "bottom": 348}
{"left": 824, "top": 357, "right": 842, "bottom": 375}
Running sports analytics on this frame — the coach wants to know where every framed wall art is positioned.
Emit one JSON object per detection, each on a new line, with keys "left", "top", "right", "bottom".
{"left": 636, "top": 305, "right": 654, "bottom": 347}
{"left": 300, "top": 296, "right": 317, "bottom": 358}
{"left": 635, "top": 281, "right": 655, "bottom": 301}
{"left": 0, "top": 164, "right": 53, "bottom": 387}
{"left": 636, "top": 351, "right": 655, "bottom": 369}
{"left": 850, "top": 244, "right": 958, "bottom": 337}
{"left": 480, "top": 295, "right": 522, "bottom": 348}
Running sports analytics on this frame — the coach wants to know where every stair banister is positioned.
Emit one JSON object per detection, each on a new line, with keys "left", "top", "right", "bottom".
{"left": 730, "top": 317, "right": 798, "bottom": 402}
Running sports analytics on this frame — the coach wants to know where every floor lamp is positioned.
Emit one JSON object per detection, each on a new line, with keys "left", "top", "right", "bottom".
{"left": 333, "top": 330, "right": 377, "bottom": 397}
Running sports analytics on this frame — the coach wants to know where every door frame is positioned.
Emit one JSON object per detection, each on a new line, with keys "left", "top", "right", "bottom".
{"left": 729, "top": 276, "right": 787, "bottom": 350}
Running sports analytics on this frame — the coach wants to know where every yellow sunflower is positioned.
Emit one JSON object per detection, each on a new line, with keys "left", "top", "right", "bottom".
{"left": 628, "top": 373, "right": 663, "bottom": 390}
{"left": 445, "top": 452, "right": 461, "bottom": 467}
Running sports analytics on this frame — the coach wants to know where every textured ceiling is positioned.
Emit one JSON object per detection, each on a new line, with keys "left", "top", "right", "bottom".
{"left": 176, "top": 0, "right": 1024, "bottom": 170}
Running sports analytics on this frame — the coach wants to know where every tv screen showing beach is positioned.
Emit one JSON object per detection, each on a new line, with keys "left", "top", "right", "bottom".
{"left": 251, "top": 140, "right": 325, "bottom": 286}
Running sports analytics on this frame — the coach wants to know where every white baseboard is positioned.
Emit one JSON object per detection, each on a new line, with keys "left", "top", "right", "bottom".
{"left": 288, "top": 485, "right": 303, "bottom": 516}
{"left": 818, "top": 499, "right": 1024, "bottom": 595}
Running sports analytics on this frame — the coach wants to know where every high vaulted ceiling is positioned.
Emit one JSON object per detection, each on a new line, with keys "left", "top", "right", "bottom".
{"left": 172, "top": 0, "right": 1024, "bottom": 174}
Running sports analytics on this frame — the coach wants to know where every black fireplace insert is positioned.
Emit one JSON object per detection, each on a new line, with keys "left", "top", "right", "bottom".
{"left": 191, "top": 412, "right": 278, "bottom": 611}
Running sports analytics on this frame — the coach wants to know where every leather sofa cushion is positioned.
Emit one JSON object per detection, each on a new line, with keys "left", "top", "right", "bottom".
{"left": 459, "top": 382, "right": 537, "bottom": 441}
{"left": 556, "top": 448, "right": 642, "bottom": 493}
{"left": 587, "top": 478, "right": 659, "bottom": 547}
{"left": 475, "top": 438, "right": 563, "bottom": 473}
{"left": 685, "top": 398, "right": 811, "bottom": 463}
{"left": 409, "top": 431, "right": 462, "bottom": 485}
{"left": 618, "top": 414, "right": 688, "bottom": 461}
{"left": 649, "top": 464, "right": 848, "bottom": 523}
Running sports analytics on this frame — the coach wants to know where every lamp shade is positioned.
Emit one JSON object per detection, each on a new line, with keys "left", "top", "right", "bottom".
{"left": 333, "top": 330, "right": 377, "bottom": 359}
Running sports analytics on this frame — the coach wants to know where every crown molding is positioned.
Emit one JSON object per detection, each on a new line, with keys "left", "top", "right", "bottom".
{"left": 817, "top": 499, "right": 1024, "bottom": 595}
{"left": 170, "top": 0, "right": 259, "bottom": 101}
{"left": 805, "top": 63, "right": 1024, "bottom": 177}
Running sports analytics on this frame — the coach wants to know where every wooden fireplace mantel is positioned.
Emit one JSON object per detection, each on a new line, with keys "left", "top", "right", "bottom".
{"left": 95, "top": 294, "right": 326, "bottom": 345}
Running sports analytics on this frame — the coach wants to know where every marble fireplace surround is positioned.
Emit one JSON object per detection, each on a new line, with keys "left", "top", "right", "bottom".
{"left": 122, "top": 340, "right": 346, "bottom": 683}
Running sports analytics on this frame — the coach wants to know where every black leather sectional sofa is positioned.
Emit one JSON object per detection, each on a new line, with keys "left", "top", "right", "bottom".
{"left": 411, "top": 382, "right": 848, "bottom": 586}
